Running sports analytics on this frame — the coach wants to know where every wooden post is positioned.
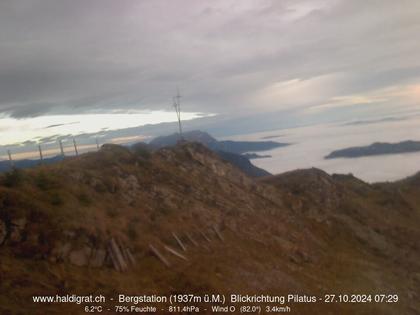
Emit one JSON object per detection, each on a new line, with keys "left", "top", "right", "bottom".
{"left": 199, "top": 230, "right": 212, "bottom": 243}
{"left": 124, "top": 248, "right": 136, "bottom": 265}
{"left": 186, "top": 232, "right": 198, "bottom": 247}
{"left": 149, "top": 244, "right": 171, "bottom": 267}
{"left": 121, "top": 247, "right": 136, "bottom": 266}
{"left": 202, "top": 244, "right": 212, "bottom": 253}
{"left": 107, "top": 244, "right": 122, "bottom": 272}
{"left": 7, "top": 150, "right": 14, "bottom": 168}
{"left": 73, "top": 138, "right": 79, "bottom": 156}
{"left": 213, "top": 226, "right": 225, "bottom": 242}
{"left": 172, "top": 232, "right": 186, "bottom": 251}
{"left": 59, "top": 140, "right": 65, "bottom": 157}
{"left": 108, "top": 238, "right": 128, "bottom": 272}
{"left": 164, "top": 245, "right": 188, "bottom": 261}
{"left": 38, "top": 144, "right": 44, "bottom": 163}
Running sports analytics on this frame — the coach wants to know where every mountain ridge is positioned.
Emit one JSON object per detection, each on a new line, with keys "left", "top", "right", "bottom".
{"left": 149, "top": 130, "right": 289, "bottom": 154}
{"left": 325, "top": 140, "right": 420, "bottom": 159}
{"left": 0, "top": 142, "right": 419, "bottom": 314}
{"left": 148, "top": 130, "right": 289, "bottom": 177}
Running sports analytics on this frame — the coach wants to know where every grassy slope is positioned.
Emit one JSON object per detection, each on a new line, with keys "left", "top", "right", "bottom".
{"left": 0, "top": 144, "right": 419, "bottom": 314}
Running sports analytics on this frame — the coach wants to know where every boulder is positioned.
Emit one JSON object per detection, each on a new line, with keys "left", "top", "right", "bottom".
{"left": 54, "top": 242, "right": 72, "bottom": 260}
{"left": 68, "top": 247, "right": 92, "bottom": 267}
{"left": 119, "top": 175, "right": 140, "bottom": 203}
{"left": 9, "top": 217, "right": 27, "bottom": 243}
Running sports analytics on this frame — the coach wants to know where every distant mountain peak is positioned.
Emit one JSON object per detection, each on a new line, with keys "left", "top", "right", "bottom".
{"left": 150, "top": 130, "right": 217, "bottom": 148}
{"left": 148, "top": 130, "right": 289, "bottom": 177}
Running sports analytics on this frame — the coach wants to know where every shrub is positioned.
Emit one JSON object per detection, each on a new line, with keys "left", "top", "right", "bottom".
{"left": 3, "top": 168, "right": 24, "bottom": 187}
{"left": 50, "top": 192, "right": 64, "bottom": 206}
{"left": 35, "top": 171, "right": 57, "bottom": 190}
{"left": 77, "top": 192, "right": 92, "bottom": 206}
{"left": 131, "top": 143, "right": 152, "bottom": 159}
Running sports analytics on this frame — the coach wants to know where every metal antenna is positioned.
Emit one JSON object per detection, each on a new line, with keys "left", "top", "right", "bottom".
{"left": 173, "top": 87, "right": 183, "bottom": 140}
{"left": 59, "top": 139, "right": 65, "bottom": 157}
{"left": 38, "top": 144, "right": 44, "bottom": 164}
{"left": 7, "top": 150, "right": 14, "bottom": 168}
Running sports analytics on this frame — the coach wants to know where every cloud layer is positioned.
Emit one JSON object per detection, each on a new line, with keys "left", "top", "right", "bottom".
{"left": 1, "top": 0, "right": 420, "bottom": 137}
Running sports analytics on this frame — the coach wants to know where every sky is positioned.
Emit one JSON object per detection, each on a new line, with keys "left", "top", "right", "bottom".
{"left": 1, "top": 0, "right": 420, "bottom": 155}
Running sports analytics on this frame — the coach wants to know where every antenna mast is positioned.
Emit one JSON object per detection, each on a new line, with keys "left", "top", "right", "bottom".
{"left": 7, "top": 150, "right": 14, "bottom": 168}
{"left": 59, "top": 139, "right": 65, "bottom": 157}
{"left": 173, "top": 88, "right": 183, "bottom": 140}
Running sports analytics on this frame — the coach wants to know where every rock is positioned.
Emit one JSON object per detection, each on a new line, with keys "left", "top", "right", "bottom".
{"left": 119, "top": 175, "right": 140, "bottom": 203}
{"left": 9, "top": 217, "right": 27, "bottom": 243}
{"left": 0, "top": 220, "right": 7, "bottom": 244}
{"left": 9, "top": 229, "right": 21, "bottom": 242}
{"left": 63, "top": 230, "right": 77, "bottom": 239}
{"left": 68, "top": 247, "right": 92, "bottom": 267}
{"left": 126, "top": 175, "right": 139, "bottom": 190}
{"left": 11, "top": 218, "right": 26, "bottom": 229}
{"left": 54, "top": 242, "right": 72, "bottom": 260}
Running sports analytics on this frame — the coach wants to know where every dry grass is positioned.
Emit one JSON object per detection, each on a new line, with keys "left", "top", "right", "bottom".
{"left": 0, "top": 143, "right": 419, "bottom": 314}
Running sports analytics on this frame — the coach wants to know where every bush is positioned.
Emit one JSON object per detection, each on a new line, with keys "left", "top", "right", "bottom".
{"left": 50, "top": 192, "right": 64, "bottom": 206}
{"left": 35, "top": 171, "right": 57, "bottom": 190}
{"left": 3, "top": 168, "right": 24, "bottom": 187}
{"left": 77, "top": 192, "right": 92, "bottom": 206}
{"left": 131, "top": 143, "right": 152, "bottom": 159}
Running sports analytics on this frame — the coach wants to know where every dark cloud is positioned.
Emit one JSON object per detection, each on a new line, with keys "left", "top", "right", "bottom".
{"left": 45, "top": 122, "right": 79, "bottom": 129}
{"left": 0, "top": 0, "right": 419, "bottom": 123}
{"left": 3, "top": 102, "right": 57, "bottom": 118}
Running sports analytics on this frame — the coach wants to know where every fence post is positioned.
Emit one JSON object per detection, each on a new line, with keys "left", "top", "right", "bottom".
{"left": 7, "top": 150, "right": 14, "bottom": 168}
{"left": 59, "top": 139, "right": 65, "bottom": 157}
{"left": 73, "top": 138, "right": 79, "bottom": 156}
{"left": 38, "top": 144, "right": 44, "bottom": 163}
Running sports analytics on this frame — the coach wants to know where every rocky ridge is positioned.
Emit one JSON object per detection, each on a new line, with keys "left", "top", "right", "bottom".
{"left": 0, "top": 142, "right": 419, "bottom": 314}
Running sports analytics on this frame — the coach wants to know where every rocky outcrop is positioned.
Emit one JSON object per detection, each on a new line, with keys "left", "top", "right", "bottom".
{"left": 1, "top": 141, "right": 420, "bottom": 315}
{"left": 68, "top": 247, "right": 92, "bottom": 267}
{"left": 119, "top": 174, "right": 140, "bottom": 204}
{"left": 9, "top": 217, "right": 26, "bottom": 243}
{"left": 52, "top": 240, "right": 108, "bottom": 268}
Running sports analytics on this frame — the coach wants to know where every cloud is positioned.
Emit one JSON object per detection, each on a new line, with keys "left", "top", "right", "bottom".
{"left": 306, "top": 82, "right": 420, "bottom": 113}
{"left": 0, "top": 0, "right": 419, "bottom": 140}
{"left": 0, "top": 111, "right": 211, "bottom": 146}
{"left": 45, "top": 122, "right": 80, "bottom": 129}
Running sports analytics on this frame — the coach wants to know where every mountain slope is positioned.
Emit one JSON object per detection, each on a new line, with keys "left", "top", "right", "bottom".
{"left": 0, "top": 143, "right": 419, "bottom": 314}
{"left": 215, "top": 150, "right": 270, "bottom": 177}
